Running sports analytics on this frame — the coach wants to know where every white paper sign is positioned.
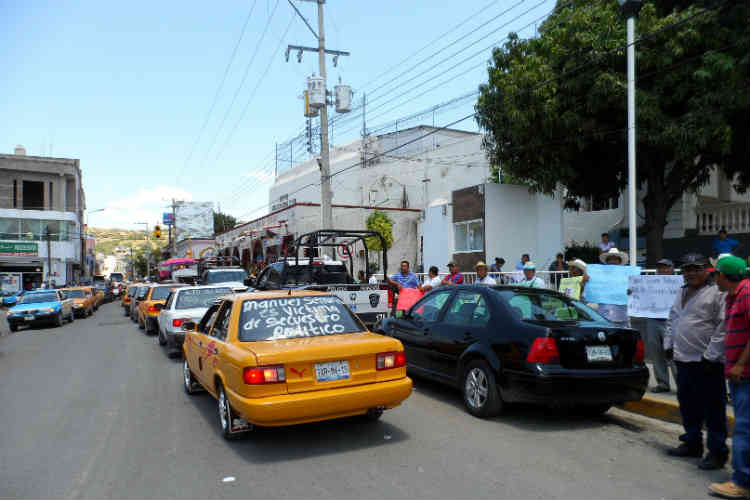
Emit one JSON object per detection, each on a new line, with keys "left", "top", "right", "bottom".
{"left": 627, "top": 275, "right": 684, "bottom": 319}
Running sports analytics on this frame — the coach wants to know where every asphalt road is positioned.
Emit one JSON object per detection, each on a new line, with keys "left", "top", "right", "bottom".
{"left": 0, "top": 303, "right": 731, "bottom": 499}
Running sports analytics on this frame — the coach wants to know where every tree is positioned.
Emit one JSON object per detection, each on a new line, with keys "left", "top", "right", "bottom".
{"left": 475, "top": 0, "right": 749, "bottom": 264}
{"left": 365, "top": 211, "right": 395, "bottom": 252}
{"left": 214, "top": 211, "right": 238, "bottom": 235}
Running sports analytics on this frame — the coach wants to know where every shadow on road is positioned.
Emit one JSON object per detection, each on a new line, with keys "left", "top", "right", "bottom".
{"left": 411, "top": 375, "right": 630, "bottom": 433}
{"left": 190, "top": 394, "right": 410, "bottom": 463}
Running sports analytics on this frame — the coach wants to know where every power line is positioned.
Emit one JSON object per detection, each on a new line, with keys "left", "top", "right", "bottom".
{"left": 176, "top": 0, "right": 260, "bottom": 186}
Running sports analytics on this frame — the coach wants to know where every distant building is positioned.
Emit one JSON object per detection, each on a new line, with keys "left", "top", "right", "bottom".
{"left": 0, "top": 146, "right": 86, "bottom": 289}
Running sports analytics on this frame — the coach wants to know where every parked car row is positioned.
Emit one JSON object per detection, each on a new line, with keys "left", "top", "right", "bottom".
{"left": 4, "top": 284, "right": 109, "bottom": 332}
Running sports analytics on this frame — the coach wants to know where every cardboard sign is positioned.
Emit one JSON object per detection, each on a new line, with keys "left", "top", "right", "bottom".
{"left": 627, "top": 274, "right": 683, "bottom": 319}
{"left": 396, "top": 288, "right": 424, "bottom": 311}
{"left": 559, "top": 276, "right": 583, "bottom": 300}
{"left": 585, "top": 264, "right": 642, "bottom": 305}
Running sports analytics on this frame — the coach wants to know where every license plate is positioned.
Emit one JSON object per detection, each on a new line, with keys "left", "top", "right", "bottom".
{"left": 315, "top": 361, "right": 350, "bottom": 382}
{"left": 24, "top": 315, "right": 34, "bottom": 321}
{"left": 586, "top": 345, "right": 613, "bottom": 362}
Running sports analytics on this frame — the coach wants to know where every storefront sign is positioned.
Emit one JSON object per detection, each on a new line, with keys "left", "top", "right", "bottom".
{"left": 0, "top": 242, "right": 39, "bottom": 257}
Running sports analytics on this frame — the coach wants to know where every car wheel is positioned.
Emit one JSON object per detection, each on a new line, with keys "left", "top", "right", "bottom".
{"left": 124, "top": 308, "right": 129, "bottom": 317}
{"left": 55, "top": 312, "right": 63, "bottom": 327}
{"left": 9, "top": 323, "right": 18, "bottom": 332}
{"left": 462, "top": 360, "right": 503, "bottom": 418}
{"left": 68, "top": 311, "right": 75, "bottom": 323}
{"left": 158, "top": 328, "right": 167, "bottom": 346}
{"left": 576, "top": 404, "right": 612, "bottom": 416}
{"left": 183, "top": 358, "right": 201, "bottom": 395}
{"left": 138, "top": 317, "right": 145, "bottom": 330}
{"left": 363, "top": 408, "right": 383, "bottom": 421}
{"left": 217, "top": 383, "right": 252, "bottom": 440}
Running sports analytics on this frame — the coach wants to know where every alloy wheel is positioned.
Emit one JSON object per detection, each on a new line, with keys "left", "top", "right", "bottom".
{"left": 465, "top": 368, "right": 489, "bottom": 410}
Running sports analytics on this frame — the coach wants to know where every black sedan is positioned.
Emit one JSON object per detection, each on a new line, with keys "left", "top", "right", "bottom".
{"left": 380, "top": 285, "right": 648, "bottom": 418}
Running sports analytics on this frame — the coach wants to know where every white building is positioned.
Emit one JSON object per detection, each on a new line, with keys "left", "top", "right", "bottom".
{"left": 0, "top": 146, "right": 86, "bottom": 289}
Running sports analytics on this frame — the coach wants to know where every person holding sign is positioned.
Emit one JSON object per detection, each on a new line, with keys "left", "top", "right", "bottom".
{"left": 559, "top": 259, "right": 588, "bottom": 300}
{"left": 710, "top": 255, "right": 750, "bottom": 499}
{"left": 664, "top": 253, "right": 729, "bottom": 471}
{"left": 596, "top": 248, "right": 631, "bottom": 328}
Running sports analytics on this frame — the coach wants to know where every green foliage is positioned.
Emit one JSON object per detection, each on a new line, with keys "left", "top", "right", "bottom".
{"left": 214, "top": 212, "right": 238, "bottom": 234}
{"left": 91, "top": 228, "right": 165, "bottom": 256}
{"left": 475, "top": 0, "right": 749, "bottom": 262}
{"left": 365, "top": 211, "right": 394, "bottom": 251}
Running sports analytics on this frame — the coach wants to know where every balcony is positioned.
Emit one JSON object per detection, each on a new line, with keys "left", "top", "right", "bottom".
{"left": 696, "top": 201, "right": 750, "bottom": 235}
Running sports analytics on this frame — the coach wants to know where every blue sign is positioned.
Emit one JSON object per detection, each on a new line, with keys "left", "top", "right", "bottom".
{"left": 584, "top": 264, "right": 642, "bottom": 305}
{"left": 163, "top": 212, "right": 174, "bottom": 226}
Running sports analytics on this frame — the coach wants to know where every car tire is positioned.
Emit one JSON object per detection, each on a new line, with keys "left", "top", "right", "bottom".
{"left": 55, "top": 312, "right": 63, "bottom": 327}
{"left": 462, "top": 359, "right": 503, "bottom": 418}
{"left": 217, "top": 383, "right": 252, "bottom": 440}
{"left": 9, "top": 323, "right": 18, "bottom": 332}
{"left": 138, "top": 316, "right": 145, "bottom": 330}
{"left": 576, "top": 404, "right": 612, "bottom": 416}
{"left": 183, "top": 358, "right": 201, "bottom": 395}
{"left": 158, "top": 328, "right": 167, "bottom": 346}
{"left": 68, "top": 310, "right": 75, "bottom": 323}
{"left": 124, "top": 307, "right": 129, "bottom": 317}
{"left": 363, "top": 408, "right": 383, "bottom": 421}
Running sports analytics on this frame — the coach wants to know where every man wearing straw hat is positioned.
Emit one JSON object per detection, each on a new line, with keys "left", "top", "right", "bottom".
{"left": 474, "top": 261, "right": 496, "bottom": 286}
{"left": 596, "top": 247, "right": 631, "bottom": 328}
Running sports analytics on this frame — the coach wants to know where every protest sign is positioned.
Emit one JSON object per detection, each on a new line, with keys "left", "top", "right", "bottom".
{"left": 396, "top": 288, "right": 424, "bottom": 311}
{"left": 559, "top": 276, "right": 583, "bottom": 300}
{"left": 585, "top": 264, "right": 642, "bottom": 305}
{"left": 627, "top": 274, "right": 683, "bottom": 319}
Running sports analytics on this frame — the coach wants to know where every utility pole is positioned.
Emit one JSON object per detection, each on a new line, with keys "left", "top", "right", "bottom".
{"left": 171, "top": 199, "right": 178, "bottom": 256}
{"left": 285, "top": 0, "right": 350, "bottom": 229}
{"left": 45, "top": 225, "right": 52, "bottom": 287}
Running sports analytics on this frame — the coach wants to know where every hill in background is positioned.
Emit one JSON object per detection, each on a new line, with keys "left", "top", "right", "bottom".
{"left": 90, "top": 227, "right": 168, "bottom": 256}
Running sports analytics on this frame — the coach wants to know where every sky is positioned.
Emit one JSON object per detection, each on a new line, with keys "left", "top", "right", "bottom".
{"left": 1, "top": 0, "right": 555, "bottom": 229}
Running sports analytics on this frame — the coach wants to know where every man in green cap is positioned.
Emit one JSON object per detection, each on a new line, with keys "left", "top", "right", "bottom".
{"left": 710, "top": 255, "right": 749, "bottom": 499}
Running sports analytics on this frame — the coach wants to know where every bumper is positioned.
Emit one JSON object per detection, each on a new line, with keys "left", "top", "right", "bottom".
{"left": 7, "top": 312, "right": 58, "bottom": 326}
{"left": 166, "top": 331, "right": 185, "bottom": 350}
{"left": 146, "top": 316, "right": 159, "bottom": 331}
{"left": 227, "top": 377, "right": 413, "bottom": 426}
{"left": 503, "top": 367, "right": 649, "bottom": 405}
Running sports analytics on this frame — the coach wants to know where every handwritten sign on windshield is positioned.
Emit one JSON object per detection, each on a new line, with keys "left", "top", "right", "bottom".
{"left": 627, "top": 275, "right": 683, "bottom": 319}
{"left": 240, "top": 296, "right": 361, "bottom": 341}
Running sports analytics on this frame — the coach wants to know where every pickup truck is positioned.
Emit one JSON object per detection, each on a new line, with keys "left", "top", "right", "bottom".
{"left": 252, "top": 230, "right": 391, "bottom": 328}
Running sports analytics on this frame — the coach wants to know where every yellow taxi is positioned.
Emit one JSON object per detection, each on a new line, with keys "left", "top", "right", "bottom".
{"left": 138, "top": 283, "right": 186, "bottom": 335}
{"left": 86, "top": 286, "right": 103, "bottom": 310}
{"left": 60, "top": 287, "right": 96, "bottom": 318}
{"left": 122, "top": 283, "right": 140, "bottom": 316}
{"left": 182, "top": 291, "right": 412, "bottom": 439}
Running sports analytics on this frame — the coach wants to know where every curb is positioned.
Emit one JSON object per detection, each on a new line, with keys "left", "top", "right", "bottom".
{"left": 621, "top": 395, "right": 735, "bottom": 434}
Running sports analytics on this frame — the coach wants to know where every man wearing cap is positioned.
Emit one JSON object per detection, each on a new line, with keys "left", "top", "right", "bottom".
{"left": 710, "top": 256, "right": 749, "bottom": 499}
{"left": 646, "top": 259, "right": 678, "bottom": 393}
{"left": 664, "top": 253, "right": 729, "bottom": 470}
{"left": 519, "top": 262, "right": 545, "bottom": 288}
{"left": 474, "top": 261, "right": 497, "bottom": 286}
{"left": 442, "top": 262, "right": 464, "bottom": 286}
{"left": 597, "top": 247, "right": 631, "bottom": 328}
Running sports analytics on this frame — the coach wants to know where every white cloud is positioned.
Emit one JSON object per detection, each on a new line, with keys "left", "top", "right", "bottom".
{"left": 94, "top": 186, "right": 196, "bottom": 229}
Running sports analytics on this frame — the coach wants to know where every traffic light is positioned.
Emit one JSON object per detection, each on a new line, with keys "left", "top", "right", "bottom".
{"left": 154, "top": 225, "right": 162, "bottom": 239}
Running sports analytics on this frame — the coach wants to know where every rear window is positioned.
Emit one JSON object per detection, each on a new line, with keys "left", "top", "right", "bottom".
{"left": 175, "top": 288, "right": 231, "bottom": 309}
{"left": 239, "top": 295, "right": 363, "bottom": 341}
{"left": 286, "top": 264, "right": 351, "bottom": 284}
{"left": 128, "top": 287, "right": 138, "bottom": 297}
{"left": 136, "top": 286, "right": 150, "bottom": 299}
{"left": 151, "top": 286, "right": 178, "bottom": 300}
{"left": 65, "top": 290, "right": 85, "bottom": 298}
{"left": 493, "top": 289, "right": 604, "bottom": 323}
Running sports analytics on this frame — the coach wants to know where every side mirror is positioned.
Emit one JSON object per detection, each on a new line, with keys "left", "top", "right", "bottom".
{"left": 182, "top": 321, "right": 197, "bottom": 332}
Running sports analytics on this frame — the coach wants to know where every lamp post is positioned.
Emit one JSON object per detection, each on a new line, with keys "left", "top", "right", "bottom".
{"left": 83, "top": 208, "right": 106, "bottom": 279}
{"left": 618, "top": 0, "right": 642, "bottom": 264}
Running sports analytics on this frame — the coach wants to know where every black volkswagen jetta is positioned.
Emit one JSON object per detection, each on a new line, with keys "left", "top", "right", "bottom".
{"left": 380, "top": 285, "right": 649, "bottom": 418}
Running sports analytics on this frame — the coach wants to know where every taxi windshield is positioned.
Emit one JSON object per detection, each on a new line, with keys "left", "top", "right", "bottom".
{"left": 238, "top": 296, "right": 363, "bottom": 341}
{"left": 19, "top": 293, "right": 58, "bottom": 304}
{"left": 65, "top": 290, "right": 86, "bottom": 298}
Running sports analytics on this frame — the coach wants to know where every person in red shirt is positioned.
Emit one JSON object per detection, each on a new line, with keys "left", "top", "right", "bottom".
{"left": 711, "top": 255, "right": 749, "bottom": 499}
{"left": 441, "top": 261, "right": 464, "bottom": 286}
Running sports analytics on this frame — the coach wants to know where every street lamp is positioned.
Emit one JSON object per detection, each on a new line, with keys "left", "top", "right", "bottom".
{"left": 618, "top": 0, "right": 642, "bottom": 264}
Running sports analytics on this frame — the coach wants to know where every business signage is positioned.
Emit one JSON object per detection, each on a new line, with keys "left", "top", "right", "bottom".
{"left": 0, "top": 242, "right": 39, "bottom": 257}
{"left": 163, "top": 212, "right": 174, "bottom": 226}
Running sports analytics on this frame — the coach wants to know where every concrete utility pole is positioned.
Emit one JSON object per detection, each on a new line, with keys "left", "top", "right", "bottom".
{"left": 285, "top": 0, "right": 349, "bottom": 229}
{"left": 171, "top": 199, "right": 177, "bottom": 256}
{"left": 45, "top": 226, "right": 52, "bottom": 287}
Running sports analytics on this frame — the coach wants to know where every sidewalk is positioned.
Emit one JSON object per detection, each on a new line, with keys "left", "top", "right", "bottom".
{"left": 621, "top": 362, "right": 735, "bottom": 433}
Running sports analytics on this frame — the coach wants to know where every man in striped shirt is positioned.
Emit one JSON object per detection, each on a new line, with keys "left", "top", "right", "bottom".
{"left": 711, "top": 256, "right": 749, "bottom": 499}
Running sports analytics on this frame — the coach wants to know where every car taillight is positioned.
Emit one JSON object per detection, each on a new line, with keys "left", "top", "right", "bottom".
{"left": 633, "top": 338, "right": 645, "bottom": 364}
{"left": 243, "top": 365, "right": 286, "bottom": 384}
{"left": 376, "top": 351, "right": 406, "bottom": 370}
{"left": 147, "top": 305, "right": 159, "bottom": 312}
{"left": 172, "top": 318, "right": 190, "bottom": 327}
{"left": 526, "top": 337, "right": 560, "bottom": 364}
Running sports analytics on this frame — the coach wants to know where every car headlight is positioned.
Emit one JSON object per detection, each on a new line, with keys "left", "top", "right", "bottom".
{"left": 48, "top": 308, "right": 56, "bottom": 313}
